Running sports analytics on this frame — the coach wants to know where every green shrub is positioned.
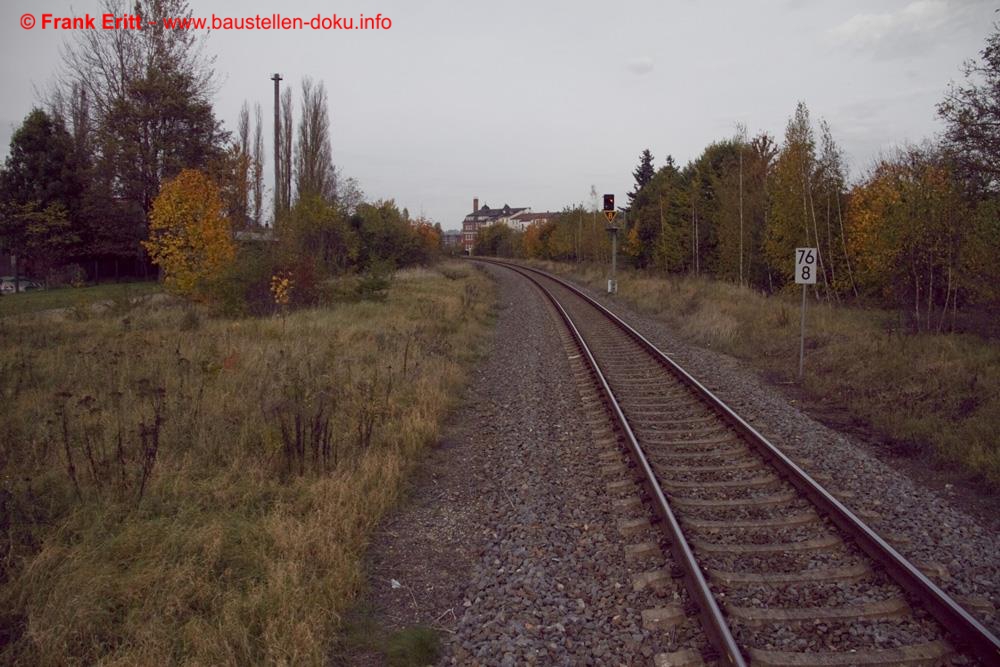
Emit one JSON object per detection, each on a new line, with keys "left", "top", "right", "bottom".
{"left": 210, "top": 244, "right": 277, "bottom": 317}
{"left": 356, "top": 261, "right": 394, "bottom": 302}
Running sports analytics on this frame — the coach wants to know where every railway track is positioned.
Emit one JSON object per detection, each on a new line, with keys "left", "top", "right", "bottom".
{"left": 474, "top": 259, "right": 1000, "bottom": 667}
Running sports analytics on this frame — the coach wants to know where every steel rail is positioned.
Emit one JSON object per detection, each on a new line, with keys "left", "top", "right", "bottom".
{"left": 475, "top": 257, "right": 1000, "bottom": 666}
{"left": 475, "top": 259, "right": 747, "bottom": 667}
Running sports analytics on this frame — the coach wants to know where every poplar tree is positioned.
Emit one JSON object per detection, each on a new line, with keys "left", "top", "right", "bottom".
{"left": 294, "top": 78, "right": 337, "bottom": 203}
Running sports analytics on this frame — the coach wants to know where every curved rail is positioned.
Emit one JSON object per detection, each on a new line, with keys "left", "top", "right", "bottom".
{"left": 472, "top": 257, "right": 1000, "bottom": 667}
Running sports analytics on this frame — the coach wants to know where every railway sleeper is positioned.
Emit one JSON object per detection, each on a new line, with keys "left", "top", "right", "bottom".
{"left": 635, "top": 424, "right": 732, "bottom": 439}
{"left": 657, "top": 459, "right": 765, "bottom": 475}
{"left": 691, "top": 534, "right": 842, "bottom": 555}
{"left": 726, "top": 595, "right": 909, "bottom": 625}
{"left": 642, "top": 433, "right": 742, "bottom": 447}
{"left": 670, "top": 490, "right": 798, "bottom": 509}
{"left": 683, "top": 511, "right": 819, "bottom": 531}
{"left": 651, "top": 444, "right": 747, "bottom": 460}
{"left": 708, "top": 563, "right": 871, "bottom": 586}
{"left": 654, "top": 454, "right": 759, "bottom": 470}
{"left": 658, "top": 474, "right": 780, "bottom": 491}
{"left": 747, "top": 639, "right": 954, "bottom": 667}
{"left": 653, "top": 648, "right": 705, "bottom": 666}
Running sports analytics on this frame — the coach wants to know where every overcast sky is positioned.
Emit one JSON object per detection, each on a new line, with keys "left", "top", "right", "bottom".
{"left": 1, "top": 0, "right": 995, "bottom": 229}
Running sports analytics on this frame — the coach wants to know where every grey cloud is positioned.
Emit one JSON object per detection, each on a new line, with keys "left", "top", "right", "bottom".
{"left": 627, "top": 56, "right": 654, "bottom": 75}
{"left": 829, "top": 0, "right": 984, "bottom": 61}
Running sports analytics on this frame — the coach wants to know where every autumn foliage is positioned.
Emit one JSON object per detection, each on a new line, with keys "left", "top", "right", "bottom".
{"left": 143, "top": 169, "right": 236, "bottom": 298}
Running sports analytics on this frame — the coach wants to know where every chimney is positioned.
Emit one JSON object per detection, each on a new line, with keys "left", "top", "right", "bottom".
{"left": 473, "top": 197, "right": 479, "bottom": 214}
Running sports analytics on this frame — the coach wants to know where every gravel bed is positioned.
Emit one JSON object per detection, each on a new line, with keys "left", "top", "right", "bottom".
{"left": 355, "top": 264, "right": 721, "bottom": 665}
{"left": 689, "top": 523, "right": 831, "bottom": 546}
{"left": 724, "top": 580, "right": 900, "bottom": 609}
{"left": 447, "top": 265, "right": 715, "bottom": 664}
{"left": 555, "top": 271, "right": 1000, "bottom": 636}
{"left": 666, "top": 480, "right": 788, "bottom": 502}
{"left": 654, "top": 464, "right": 772, "bottom": 484}
{"left": 655, "top": 451, "right": 759, "bottom": 467}
{"left": 696, "top": 543, "right": 857, "bottom": 574}
{"left": 678, "top": 500, "right": 815, "bottom": 523}
{"left": 736, "top": 617, "right": 945, "bottom": 652}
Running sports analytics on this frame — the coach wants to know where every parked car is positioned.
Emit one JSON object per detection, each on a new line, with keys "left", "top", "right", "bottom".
{"left": 0, "top": 276, "right": 45, "bottom": 294}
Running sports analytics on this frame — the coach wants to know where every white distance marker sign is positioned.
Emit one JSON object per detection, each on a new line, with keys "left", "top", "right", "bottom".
{"left": 795, "top": 247, "right": 817, "bottom": 285}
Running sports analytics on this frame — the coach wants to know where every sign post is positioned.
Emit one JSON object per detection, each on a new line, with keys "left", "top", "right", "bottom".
{"left": 795, "top": 247, "right": 817, "bottom": 380}
{"left": 603, "top": 194, "right": 618, "bottom": 294}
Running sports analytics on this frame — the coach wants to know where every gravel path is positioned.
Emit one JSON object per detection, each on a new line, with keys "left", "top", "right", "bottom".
{"left": 348, "top": 264, "right": 705, "bottom": 666}
{"left": 567, "top": 272, "right": 1000, "bottom": 637}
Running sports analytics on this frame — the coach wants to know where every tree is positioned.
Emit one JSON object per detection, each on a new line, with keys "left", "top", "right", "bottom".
{"left": 251, "top": 104, "right": 265, "bottom": 227}
{"left": 52, "top": 0, "right": 226, "bottom": 266}
{"left": 815, "top": 120, "right": 857, "bottom": 298}
{"left": 0, "top": 108, "right": 82, "bottom": 281}
{"left": 0, "top": 203, "right": 76, "bottom": 284}
{"left": 352, "top": 200, "right": 428, "bottom": 267}
{"left": 847, "top": 146, "right": 968, "bottom": 330}
{"left": 278, "top": 87, "right": 293, "bottom": 216}
{"left": 765, "top": 102, "right": 820, "bottom": 290}
{"left": 473, "top": 222, "right": 520, "bottom": 258}
{"left": 0, "top": 109, "right": 81, "bottom": 214}
{"left": 229, "top": 101, "right": 252, "bottom": 229}
{"left": 938, "top": 22, "right": 1000, "bottom": 191}
{"left": 627, "top": 149, "right": 655, "bottom": 209}
{"left": 281, "top": 195, "right": 357, "bottom": 274}
{"left": 143, "top": 169, "right": 235, "bottom": 298}
{"left": 294, "top": 78, "right": 336, "bottom": 203}
{"left": 412, "top": 218, "right": 442, "bottom": 257}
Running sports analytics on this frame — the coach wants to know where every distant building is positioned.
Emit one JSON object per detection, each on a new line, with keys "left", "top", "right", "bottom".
{"left": 510, "top": 210, "right": 558, "bottom": 231}
{"left": 442, "top": 229, "right": 462, "bottom": 248}
{"left": 461, "top": 198, "right": 529, "bottom": 253}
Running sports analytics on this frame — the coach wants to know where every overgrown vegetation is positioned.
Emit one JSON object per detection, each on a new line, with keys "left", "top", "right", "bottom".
{"left": 0, "top": 262, "right": 493, "bottom": 664}
{"left": 530, "top": 260, "right": 1000, "bottom": 489}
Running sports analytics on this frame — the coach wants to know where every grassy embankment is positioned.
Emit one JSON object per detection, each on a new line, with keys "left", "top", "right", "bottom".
{"left": 0, "top": 262, "right": 493, "bottom": 665}
{"left": 0, "top": 281, "right": 162, "bottom": 317}
{"left": 526, "top": 260, "right": 1000, "bottom": 489}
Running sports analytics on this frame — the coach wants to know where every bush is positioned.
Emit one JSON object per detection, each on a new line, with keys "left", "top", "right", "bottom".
{"left": 355, "top": 260, "right": 394, "bottom": 302}
{"left": 210, "top": 244, "right": 278, "bottom": 317}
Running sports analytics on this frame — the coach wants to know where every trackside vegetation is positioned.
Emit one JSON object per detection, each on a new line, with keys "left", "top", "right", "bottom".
{"left": 0, "top": 262, "right": 494, "bottom": 664}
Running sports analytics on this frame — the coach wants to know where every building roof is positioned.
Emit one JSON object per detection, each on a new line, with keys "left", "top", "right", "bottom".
{"left": 463, "top": 203, "right": 529, "bottom": 222}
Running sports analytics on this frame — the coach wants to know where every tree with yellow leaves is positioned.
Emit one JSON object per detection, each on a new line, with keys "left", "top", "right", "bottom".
{"left": 143, "top": 169, "right": 235, "bottom": 299}
{"left": 847, "top": 146, "right": 968, "bottom": 331}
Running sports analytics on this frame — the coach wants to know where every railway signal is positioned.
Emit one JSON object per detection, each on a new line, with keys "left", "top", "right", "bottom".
{"left": 603, "top": 194, "right": 617, "bottom": 223}
{"left": 795, "top": 248, "right": 817, "bottom": 379}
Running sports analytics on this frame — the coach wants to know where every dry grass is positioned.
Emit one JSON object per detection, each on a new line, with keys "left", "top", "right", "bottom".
{"left": 527, "top": 260, "right": 1000, "bottom": 489}
{"left": 0, "top": 260, "right": 494, "bottom": 665}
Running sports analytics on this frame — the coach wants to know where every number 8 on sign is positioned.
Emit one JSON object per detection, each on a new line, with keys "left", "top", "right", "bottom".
{"left": 795, "top": 247, "right": 817, "bottom": 285}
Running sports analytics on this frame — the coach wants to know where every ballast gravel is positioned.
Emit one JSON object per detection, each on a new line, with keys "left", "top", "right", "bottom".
{"left": 352, "top": 264, "right": 706, "bottom": 666}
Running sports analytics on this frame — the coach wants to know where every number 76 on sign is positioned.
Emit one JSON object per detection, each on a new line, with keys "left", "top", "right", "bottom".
{"left": 795, "top": 248, "right": 817, "bottom": 285}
